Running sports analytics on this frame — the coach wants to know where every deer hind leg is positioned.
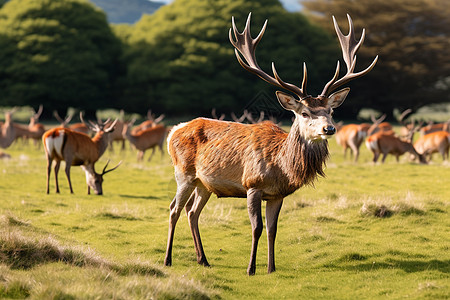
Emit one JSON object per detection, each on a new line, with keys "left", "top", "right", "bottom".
{"left": 186, "top": 184, "right": 212, "bottom": 266}
{"left": 246, "top": 188, "right": 263, "bottom": 276}
{"left": 54, "top": 160, "right": 61, "bottom": 193}
{"left": 266, "top": 198, "right": 283, "bottom": 274}
{"left": 46, "top": 157, "right": 53, "bottom": 194}
{"left": 348, "top": 140, "right": 359, "bottom": 162}
{"left": 147, "top": 147, "right": 156, "bottom": 162}
{"left": 164, "top": 176, "right": 196, "bottom": 267}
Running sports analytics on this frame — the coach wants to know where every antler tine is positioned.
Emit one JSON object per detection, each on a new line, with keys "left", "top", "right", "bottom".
{"left": 53, "top": 110, "right": 64, "bottom": 123}
{"left": 321, "top": 14, "right": 378, "bottom": 97}
{"left": 256, "top": 111, "right": 265, "bottom": 123}
{"left": 399, "top": 108, "right": 413, "bottom": 125}
{"left": 230, "top": 13, "right": 308, "bottom": 99}
{"left": 34, "top": 104, "right": 43, "bottom": 118}
{"left": 80, "top": 111, "right": 98, "bottom": 132}
{"left": 102, "top": 160, "right": 122, "bottom": 175}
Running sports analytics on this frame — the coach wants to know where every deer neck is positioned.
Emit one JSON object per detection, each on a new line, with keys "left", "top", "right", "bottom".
{"left": 277, "top": 118, "right": 329, "bottom": 188}
{"left": 124, "top": 126, "right": 138, "bottom": 145}
{"left": 91, "top": 132, "right": 110, "bottom": 158}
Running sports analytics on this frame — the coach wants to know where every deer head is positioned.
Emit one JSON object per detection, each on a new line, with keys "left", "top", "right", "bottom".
{"left": 83, "top": 160, "right": 122, "bottom": 195}
{"left": 230, "top": 13, "right": 378, "bottom": 142}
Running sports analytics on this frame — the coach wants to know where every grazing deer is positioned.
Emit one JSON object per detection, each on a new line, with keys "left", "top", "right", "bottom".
{"left": 122, "top": 119, "right": 167, "bottom": 162}
{"left": 0, "top": 108, "right": 17, "bottom": 149}
{"left": 131, "top": 110, "right": 165, "bottom": 135}
{"left": 414, "top": 131, "right": 450, "bottom": 162}
{"left": 335, "top": 114, "right": 395, "bottom": 162}
{"left": 43, "top": 117, "right": 120, "bottom": 195}
{"left": 28, "top": 105, "right": 46, "bottom": 148}
{"left": 365, "top": 123, "right": 426, "bottom": 164}
{"left": 164, "top": 13, "right": 378, "bottom": 275}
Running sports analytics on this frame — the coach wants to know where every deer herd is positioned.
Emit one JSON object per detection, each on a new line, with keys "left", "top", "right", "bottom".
{"left": 0, "top": 13, "right": 449, "bottom": 275}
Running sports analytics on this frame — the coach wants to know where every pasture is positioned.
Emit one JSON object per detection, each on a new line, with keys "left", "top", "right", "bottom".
{"left": 0, "top": 126, "right": 448, "bottom": 299}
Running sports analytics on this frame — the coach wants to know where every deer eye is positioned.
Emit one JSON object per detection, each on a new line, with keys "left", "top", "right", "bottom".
{"left": 301, "top": 112, "right": 310, "bottom": 118}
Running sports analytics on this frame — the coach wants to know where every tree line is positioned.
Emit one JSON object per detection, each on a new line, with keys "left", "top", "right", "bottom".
{"left": 0, "top": 0, "right": 448, "bottom": 120}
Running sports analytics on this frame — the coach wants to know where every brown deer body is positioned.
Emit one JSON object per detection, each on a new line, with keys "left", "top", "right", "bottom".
{"left": 130, "top": 110, "right": 165, "bottom": 135}
{"left": 123, "top": 121, "right": 167, "bottom": 161}
{"left": 28, "top": 105, "right": 46, "bottom": 147}
{"left": 365, "top": 131, "right": 426, "bottom": 163}
{"left": 414, "top": 131, "right": 450, "bottom": 162}
{"left": 164, "top": 13, "right": 377, "bottom": 275}
{"left": 0, "top": 108, "right": 17, "bottom": 149}
{"left": 335, "top": 123, "right": 370, "bottom": 162}
{"left": 420, "top": 121, "right": 450, "bottom": 136}
{"left": 43, "top": 118, "right": 120, "bottom": 195}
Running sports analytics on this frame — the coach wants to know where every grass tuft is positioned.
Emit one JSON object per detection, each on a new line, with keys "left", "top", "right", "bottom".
{"left": 0, "top": 280, "right": 31, "bottom": 299}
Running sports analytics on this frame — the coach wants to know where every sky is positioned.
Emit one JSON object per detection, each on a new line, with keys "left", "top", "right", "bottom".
{"left": 154, "top": 0, "right": 302, "bottom": 12}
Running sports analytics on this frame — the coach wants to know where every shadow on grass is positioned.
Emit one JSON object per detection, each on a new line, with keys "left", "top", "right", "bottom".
{"left": 328, "top": 259, "right": 449, "bottom": 273}
{"left": 119, "top": 194, "right": 160, "bottom": 200}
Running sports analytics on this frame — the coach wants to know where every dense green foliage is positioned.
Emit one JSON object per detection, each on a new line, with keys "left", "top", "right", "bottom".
{"left": 302, "top": 0, "right": 450, "bottom": 118}
{"left": 0, "top": 0, "right": 122, "bottom": 117}
{"left": 0, "top": 0, "right": 448, "bottom": 119}
{"left": 116, "top": 0, "right": 339, "bottom": 116}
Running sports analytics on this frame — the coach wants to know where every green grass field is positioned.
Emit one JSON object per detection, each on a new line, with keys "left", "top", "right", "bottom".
{"left": 0, "top": 127, "right": 448, "bottom": 299}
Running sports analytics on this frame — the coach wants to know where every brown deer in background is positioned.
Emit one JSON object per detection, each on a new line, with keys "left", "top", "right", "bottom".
{"left": 122, "top": 119, "right": 167, "bottom": 162}
{"left": 0, "top": 107, "right": 17, "bottom": 149}
{"left": 43, "top": 117, "right": 120, "bottom": 195}
{"left": 164, "top": 13, "right": 378, "bottom": 275}
{"left": 28, "top": 105, "right": 46, "bottom": 148}
{"left": 53, "top": 111, "right": 90, "bottom": 135}
{"left": 365, "top": 122, "right": 426, "bottom": 164}
{"left": 131, "top": 110, "right": 165, "bottom": 135}
{"left": 414, "top": 131, "right": 450, "bottom": 162}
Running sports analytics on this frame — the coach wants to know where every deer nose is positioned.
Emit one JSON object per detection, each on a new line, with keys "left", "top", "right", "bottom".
{"left": 323, "top": 125, "right": 336, "bottom": 135}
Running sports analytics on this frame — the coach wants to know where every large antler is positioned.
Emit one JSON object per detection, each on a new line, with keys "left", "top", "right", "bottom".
{"left": 321, "top": 14, "right": 378, "bottom": 97}
{"left": 229, "top": 13, "right": 309, "bottom": 101}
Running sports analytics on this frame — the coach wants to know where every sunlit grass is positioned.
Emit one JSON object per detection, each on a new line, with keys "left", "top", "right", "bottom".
{"left": 0, "top": 127, "right": 448, "bottom": 299}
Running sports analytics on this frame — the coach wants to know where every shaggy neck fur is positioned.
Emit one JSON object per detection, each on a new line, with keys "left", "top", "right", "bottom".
{"left": 277, "top": 118, "right": 329, "bottom": 190}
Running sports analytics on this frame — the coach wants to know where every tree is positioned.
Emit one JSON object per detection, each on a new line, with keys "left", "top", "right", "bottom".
{"left": 118, "top": 0, "right": 340, "bottom": 117}
{"left": 302, "top": 0, "right": 450, "bottom": 119}
{"left": 0, "top": 0, "right": 123, "bottom": 117}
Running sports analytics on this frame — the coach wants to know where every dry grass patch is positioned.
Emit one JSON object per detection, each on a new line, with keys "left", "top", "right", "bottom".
{"left": 360, "top": 192, "right": 426, "bottom": 218}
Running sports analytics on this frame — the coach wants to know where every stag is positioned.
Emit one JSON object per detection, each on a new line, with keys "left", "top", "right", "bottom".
{"left": 43, "top": 115, "right": 120, "bottom": 195}
{"left": 163, "top": 13, "right": 377, "bottom": 275}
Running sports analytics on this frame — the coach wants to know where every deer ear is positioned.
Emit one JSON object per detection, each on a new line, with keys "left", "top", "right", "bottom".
{"left": 328, "top": 88, "right": 350, "bottom": 108}
{"left": 276, "top": 91, "right": 301, "bottom": 111}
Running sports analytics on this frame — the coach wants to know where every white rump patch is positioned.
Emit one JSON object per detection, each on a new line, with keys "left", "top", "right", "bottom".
{"left": 365, "top": 139, "right": 378, "bottom": 152}
{"left": 166, "top": 121, "right": 189, "bottom": 152}
{"left": 45, "top": 130, "right": 65, "bottom": 157}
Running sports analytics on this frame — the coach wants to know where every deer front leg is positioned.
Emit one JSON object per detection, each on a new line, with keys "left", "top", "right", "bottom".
{"left": 246, "top": 188, "right": 263, "bottom": 276}
{"left": 266, "top": 198, "right": 283, "bottom": 273}
{"left": 64, "top": 163, "right": 74, "bottom": 193}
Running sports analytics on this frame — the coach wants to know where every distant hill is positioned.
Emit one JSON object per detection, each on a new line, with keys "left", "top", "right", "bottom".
{"left": 89, "top": 0, "right": 164, "bottom": 24}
